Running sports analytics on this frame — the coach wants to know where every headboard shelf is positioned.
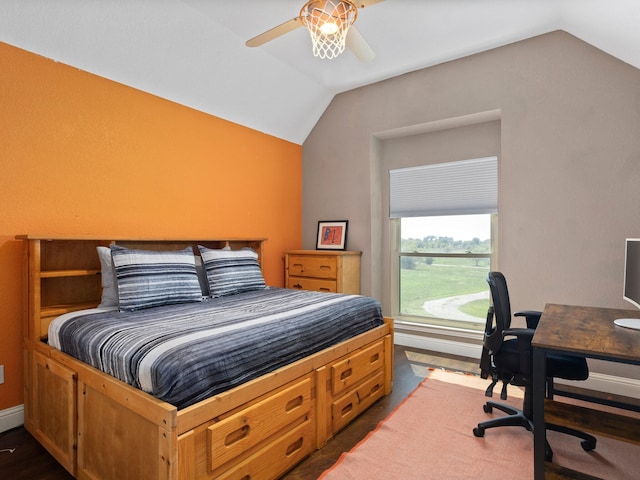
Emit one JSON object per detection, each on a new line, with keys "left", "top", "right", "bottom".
{"left": 41, "top": 302, "right": 100, "bottom": 317}
{"left": 18, "top": 235, "right": 266, "bottom": 341}
{"left": 16, "top": 234, "right": 267, "bottom": 242}
{"left": 40, "top": 269, "right": 101, "bottom": 278}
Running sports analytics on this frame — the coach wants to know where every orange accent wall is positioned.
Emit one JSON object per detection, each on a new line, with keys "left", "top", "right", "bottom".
{"left": 0, "top": 42, "right": 302, "bottom": 411}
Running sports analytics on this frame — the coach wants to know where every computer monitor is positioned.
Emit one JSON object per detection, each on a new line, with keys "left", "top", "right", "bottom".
{"left": 615, "top": 238, "right": 640, "bottom": 329}
{"left": 624, "top": 238, "right": 640, "bottom": 309}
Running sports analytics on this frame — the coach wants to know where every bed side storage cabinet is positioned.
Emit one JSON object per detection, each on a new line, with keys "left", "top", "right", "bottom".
{"left": 20, "top": 236, "right": 100, "bottom": 477}
{"left": 285, "top": 250, "right": 361, "bottom": 294}
{"left": 25, "top": 348, "right": 77, "bottom": 475}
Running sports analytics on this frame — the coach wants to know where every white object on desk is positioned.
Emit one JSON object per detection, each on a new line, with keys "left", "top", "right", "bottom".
{"left": 613, "top": 318, "right": 640, "bottom": 330}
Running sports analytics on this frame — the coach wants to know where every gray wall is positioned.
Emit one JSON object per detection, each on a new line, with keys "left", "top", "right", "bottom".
{"left": 302, "top": 31, "right": 640, "bottom": 376}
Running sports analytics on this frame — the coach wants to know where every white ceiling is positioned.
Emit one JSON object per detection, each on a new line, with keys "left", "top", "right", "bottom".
{"left": 1, "top": 1, "right": 639, "bottom": 144}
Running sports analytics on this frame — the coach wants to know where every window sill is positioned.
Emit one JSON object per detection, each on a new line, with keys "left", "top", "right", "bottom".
{"left": 394, "top": 316, "right": 485, "bottom": 339}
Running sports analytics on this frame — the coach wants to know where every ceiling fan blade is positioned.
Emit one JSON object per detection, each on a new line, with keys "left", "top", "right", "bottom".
{"left": 246, "top": 17, "right": 303, "bottom": 47}
{"left": 354, "top": 0, "right": 386, "bottom": 8}
{"left": 346, "top": 26, "right": 375, "bottom": 62}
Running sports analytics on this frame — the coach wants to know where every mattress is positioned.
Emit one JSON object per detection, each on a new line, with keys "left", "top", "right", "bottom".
{"left": 48, "top": 287, "right": 383, "bottom": 409}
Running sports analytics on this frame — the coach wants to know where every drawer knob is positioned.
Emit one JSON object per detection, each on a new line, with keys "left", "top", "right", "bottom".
{"left": 293, "top": 283, "right": 302, "bottom": 289}
{"left": 286, "top": 437, "right": 304, "bottom": 457}
{"left": 340, "top": 403, "right": 354, "bottom": 418}
{"left": 285, "top": 395, "right": 304, "bottom": 412}
{"left": 225, "top": 425, "right": 250, "bottom": 446}
{"left": 340, "top": 368, "right": 353, "bottom": 381}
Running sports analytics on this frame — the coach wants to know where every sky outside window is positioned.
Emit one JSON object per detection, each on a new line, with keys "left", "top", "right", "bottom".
{"left": 401, "top": 214, "right": 491, "bottom": 242}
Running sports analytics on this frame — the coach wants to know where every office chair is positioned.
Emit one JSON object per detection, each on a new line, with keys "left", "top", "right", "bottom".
{"left": 472, "top": 271, "right": 596, "bottom": 461}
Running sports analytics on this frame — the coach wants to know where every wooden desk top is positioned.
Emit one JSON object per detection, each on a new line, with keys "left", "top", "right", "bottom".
{"left": 533, "top": 304, "right": 640, "bottom": 364}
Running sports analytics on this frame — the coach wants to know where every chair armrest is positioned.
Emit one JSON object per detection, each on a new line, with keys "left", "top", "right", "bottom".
{"left": 503, "top": 327, "right": 535, "bottom": 341}
{"left": 515, "top": 310, "right": 542, "bottom": 329}
{"left": 504, "top": 328, "right": 536, "bottom": 374}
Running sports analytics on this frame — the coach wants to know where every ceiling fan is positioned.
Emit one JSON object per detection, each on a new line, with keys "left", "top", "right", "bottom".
{"left": 246, "top": 0, "right": 385, "bottom": 61}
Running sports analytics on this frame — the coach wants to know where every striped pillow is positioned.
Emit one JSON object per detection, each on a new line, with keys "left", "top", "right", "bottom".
{"left": 199, "top": 246, "right": 266, "bottom": 298}
{"left": 111, "top": 245, "right": 203, "bottom": 311}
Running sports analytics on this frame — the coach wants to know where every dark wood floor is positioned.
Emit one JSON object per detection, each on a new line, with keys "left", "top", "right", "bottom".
{"left": 0, "top": 346, "right": 479, "bottom": 480}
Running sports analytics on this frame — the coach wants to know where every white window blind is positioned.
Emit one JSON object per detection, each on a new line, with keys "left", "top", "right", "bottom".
{"left": 389, "top": 156, "right": 498, "bottom": 218}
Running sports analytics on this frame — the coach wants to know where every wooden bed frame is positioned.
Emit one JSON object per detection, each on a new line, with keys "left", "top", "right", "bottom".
{"left": 19, "top": 235, "right": 394, "bottom": 480}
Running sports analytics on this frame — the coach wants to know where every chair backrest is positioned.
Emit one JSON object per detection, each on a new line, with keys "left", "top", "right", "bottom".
{"left": 484, "top": 272, "right": 512, "bottom": 355}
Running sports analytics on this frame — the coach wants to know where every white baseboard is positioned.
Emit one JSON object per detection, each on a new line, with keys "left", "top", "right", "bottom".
{"left": 555, "top": 373, "right": 640, "bottom": 400}
{"left": 0, "top": 404, "right": 24, "bottom": 433}
{"left": 394, "top": 333, "right": 640, "bottom": 400}
{"left": 395, "top": 331, "right": 483, "bottom": 360}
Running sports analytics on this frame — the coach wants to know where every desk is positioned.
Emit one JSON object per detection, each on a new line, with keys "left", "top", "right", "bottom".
{"left": 532, "top": 304, "right": 640, "bottom": 479}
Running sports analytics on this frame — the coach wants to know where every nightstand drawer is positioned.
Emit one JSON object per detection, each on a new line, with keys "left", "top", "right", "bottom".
{"left": 285, "top": 250, "right": 361, "bottom": 295}
{"left": 287, "top": 277, "right": 337, "bottom": 293}
{"left": 287, "top": 255, "right": 338, "bottom": 279}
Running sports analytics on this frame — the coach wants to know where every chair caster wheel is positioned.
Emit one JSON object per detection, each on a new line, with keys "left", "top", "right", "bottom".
{"left": 483, "top": 404, "right": 492, "bottom": 413}
{"left": 473, "top": 427, "right": 485, "bottom": 437}
{"left": 581, "top": 440, "right": 596, "bottom": 452}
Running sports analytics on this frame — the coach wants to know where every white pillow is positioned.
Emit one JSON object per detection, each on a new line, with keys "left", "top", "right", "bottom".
{"left": 96, "top": 246, "right": 118, "bottom": 307}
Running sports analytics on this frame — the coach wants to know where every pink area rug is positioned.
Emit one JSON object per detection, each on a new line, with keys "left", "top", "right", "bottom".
{"left": 319, "top": 369, "right": 640, "bottom": 480}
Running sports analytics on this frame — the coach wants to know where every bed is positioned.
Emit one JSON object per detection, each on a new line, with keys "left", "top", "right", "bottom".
{"left": 19, "top": 236, "right": 394, "bottom": 480}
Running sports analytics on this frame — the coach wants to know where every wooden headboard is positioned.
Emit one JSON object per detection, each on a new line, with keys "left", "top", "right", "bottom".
{"left": 16, "top": 235, "right": 266, "bottom": 341}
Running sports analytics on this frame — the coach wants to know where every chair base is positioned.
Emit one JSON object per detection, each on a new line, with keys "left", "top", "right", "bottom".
{"left": 473, "top": 400, "right": 597, "bottom": 462}
{"left": 473, "top": 400, "right": 533, "bottom": 435}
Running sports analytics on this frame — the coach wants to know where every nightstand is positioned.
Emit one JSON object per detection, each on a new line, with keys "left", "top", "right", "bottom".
{"left": 285, "top": 250, "right": 361, "bottom": 294}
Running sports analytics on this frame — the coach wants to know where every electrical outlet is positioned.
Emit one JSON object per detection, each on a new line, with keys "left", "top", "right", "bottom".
{"left": 0, "top": 365, "right": 4, "bottom": 384}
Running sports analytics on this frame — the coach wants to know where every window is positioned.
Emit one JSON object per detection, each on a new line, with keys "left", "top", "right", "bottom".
{"left": 394, "top": 214, "right": 495, "bottom": 330}
{"left": 390, "top": 157, "right": 497, "bottom": 331}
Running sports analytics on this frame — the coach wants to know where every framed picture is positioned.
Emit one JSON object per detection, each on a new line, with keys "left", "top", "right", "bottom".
{"left": 316, "top": 220, "right": 348, "bottom": 250}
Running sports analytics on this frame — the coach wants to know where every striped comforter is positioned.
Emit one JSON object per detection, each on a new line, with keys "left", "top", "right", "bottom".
{"left": 48, "top": 287, "right": 383, "bottom": 409}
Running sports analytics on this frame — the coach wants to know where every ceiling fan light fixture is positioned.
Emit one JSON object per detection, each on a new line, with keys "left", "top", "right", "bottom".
{"left": 320, "top": 21, "right": 339, "bottom": 35}
{"left": 300, "top": 0, "right": 358, "bottom": 59}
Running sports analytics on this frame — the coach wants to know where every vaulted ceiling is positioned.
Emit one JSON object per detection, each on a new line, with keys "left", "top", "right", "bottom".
{"left": 1, "top": 1, "right": 639, "bottom": 144}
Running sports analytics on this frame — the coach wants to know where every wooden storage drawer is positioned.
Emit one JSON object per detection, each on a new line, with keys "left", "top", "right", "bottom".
{"left": 330, "top": 340, "right": 385, "bottom": 396}
{"left": 207, "top": 377, "right": 312, "bottom": 471}
{"left": 331, "top": 370, "right": 385, "bottom": 433}
{"left": 287, "top": 255, "right": 337, "bottom": 279}
{"left": 285, "top": 250, "right": 361, "bottom": 294}
{"left": 287, "top": 276, "right": 336, "bottom": 293}
{"left": 215, "top": 419, "right": 314, "bottom": 480}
